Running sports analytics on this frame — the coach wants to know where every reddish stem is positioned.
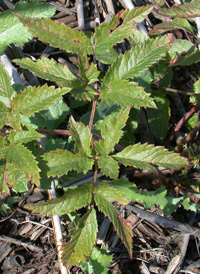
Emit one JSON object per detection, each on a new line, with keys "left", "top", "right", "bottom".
{"left": 165, "top": 101, "right": 200, "bottom": 146}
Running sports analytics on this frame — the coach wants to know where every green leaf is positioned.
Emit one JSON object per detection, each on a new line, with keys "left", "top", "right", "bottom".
{"left": 114, "top": 143, "right": 188, "bottom": 170}
{"left": 81, "top": 102, "right": 120, "bottom": 127}
{"left": 100, "top": 79, "right": 156, "bottom": 109}
{"left": 2, "top": 144, "right": 40, "bottom": 185}
{"left": 62, "top": 208, "right": 98, "bottom": 266}
{"left": 85, "top": 64, "right": 100, "bottom": 84}
{"left": 0, "top": 1, "right": 56, "bottom": 54}
{"left": 14, "top": 57, "right": 77, "bottom": 87}
{"left": 147, "top": 92, "right": 170, "bottom": 140}
{"left": 158, "top": 0, "right": 200, "bottom": 18}
{"left": 12, "top": 85, "right": 70, "bottom": 115}
{"left": 94, "top": 6, "right": 153, "bottom": 64}
{"left": 39, "top": 99, "right": 70, "bottom": 129}
{"left": 121, "top": 5, "right": 153, "bottom": 23}
{"left": 8, "top": 128, "right": 44, "bottom": 145}
{"left": 190, "top": 78, "right": 200, "bottom": 105}
{"left": 95, "top": 108, "right": 130, "bottom": 156}
{"left": 0, "top": 164, "right": 10, "bottom": 195}
{"left": 41, "top": 149, "right": 94, "bottom": 177}
{"left": 108, "top": 178, "right": 169, "bottom": 210}
{"left": 80, "top": 246, "right": 113, "bottom": 274}
{"left": 1, "top": 161, "right": 30, "bottom": 189}
{"left": 128, "top": 28, "right": 149, "bottom": 47}
{"left": 25, "top": 183, "right": 93, "bottom": 215}
{"left": 70, "top": 116, "right": 92, "bottom": 157}
{"left": 7, "top": 111, "right": 22, "bottom": 130}
{"left": 98, "top": 156, "right": 119, "bottom": 179}
{"left": 103, "top": 36, "right": 170, "bottom": 83}
{"left": 0, "top": 102, "right": 10, "bottom": 127}
{"left": 149, "top": 21, "right": 193, "bottom": 36}
{"left": 17, "top": 15, "right": 93, "bottom": 55}
{"left": 94, "top": 184, "right": 129, "bottom": 204}
{"left": 0, "top": 61, "right": 12, "bottom": 99}
{"left": 94, "top": 192, "right": 132, "bottom": 258}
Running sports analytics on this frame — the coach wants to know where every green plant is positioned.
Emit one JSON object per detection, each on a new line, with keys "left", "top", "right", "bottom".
{"left": 2, "top": 0, "right": 200, "bottom": 270}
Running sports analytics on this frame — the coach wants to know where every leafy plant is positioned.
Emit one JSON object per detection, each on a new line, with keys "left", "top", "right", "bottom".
{"left": 1, "top": 1, "right": 196, "bottom": 270}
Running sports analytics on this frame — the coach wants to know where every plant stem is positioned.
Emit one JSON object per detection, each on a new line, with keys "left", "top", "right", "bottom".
{"left": 89, "top": 99, "right": 97, "bottom": 132}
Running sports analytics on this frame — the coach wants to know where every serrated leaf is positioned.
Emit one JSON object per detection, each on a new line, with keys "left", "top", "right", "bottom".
{"left": 190, "top": 78, "right": 200, "bottom": 105}
{"left": 103, "top": 36, "right": 170, "bottom": 83}
{"left": 2, "top": 144, "right": 40, "bottom": 185}
{"left": 85, "top": 64, "right": 100, "bottom": 84}
{"left": 39, "top": 99, "right": 70, "bottom": 129}
{"left": 128, "top": 28, "right": 149, "bottom": 47}
{"left": 0, "top": 61, "right": 12, "bottom": 99}
{"left": 158, "top": 0, "right": 200, "bottom": 18}
{"left": 70, "top": 116, "right": 92, "bottom": 157}
{"left": 94, "top": 193, "right": 132, "bottom": 258}
{"left": 81, "top": 101, "right": 120, "bottom": 127}
{"left": 41, "top": 149, "right": 94, "bottom": 177}
{"left": 108, "top": 179, "right": 169, "bottom": 211}
{"left": 95, "top": 108, "right": 130, "bottom": 156}
{"left": 147, "top": 92, "right": 170, "bottom": 140}
{"left": 94, "top": 184, "right": 129, "bottom": 205}
{"left": 95, "top": 6, "right": 153, "bottom": 64}
{"left": 14, "top": 57, "right": 77, "bottom": 87}
{"left": 25, "top": 183, "right": 93, "bottom": 215}
{"left": 8, "top": 128, "right": 44, "bottom": 145}
{"left": 0, "top": 164, "right": 10, "bottom": 195}
{"left": 121, "top": 5, "right": 153, "bottom": 23}
{"left": 17, "top": 15, "right": 93, "bottom": 55}
{"left": 0, "top": 1, "right": 56, "bottom": 54}
{"left": 0, "top": 102, "right": 10, "bottom": 127}
{"left": 62, "top": 208, "right": 98, "bottom": 266}
{"left": 7, "top": 111, "right": 22, "bottom": 130}
{"left": 12, "top": 85, "right": 70, "bottom": 115}
{"left": 150, "top": 21, "right": 193, "bottom": 36}
{"left": 100, "top": 79, "right": 156, "bottom": 109}
{"left": 114, "top": 143, "right": 188, "bottom": 170}
{"left": 71, "top": 84, "right": 96, "bottom": 102}
{"left": 80, "top": 246, "right": 113, "bottom": 274}
{"left": 98, "top": 156, "right": 119, "bottom": 179}
{"left": 1, "top": 161, "right": 30, "bottom": 189}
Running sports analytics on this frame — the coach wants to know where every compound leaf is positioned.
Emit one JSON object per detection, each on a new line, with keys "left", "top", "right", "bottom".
{"left": 94, "top": 6, "right": 153, "bottom": 64}
{"left": 0, "top": 1, "right": 56, "bottom": 54}
{"left": 2, "top": 144, "right": 40, "bottom": 185}
{"left": 25, "top": 183, "right": 93, "bottom": 215}
{"left": 70, "top": 116, "right": 92, "bottom": 157}
{"left": 114, "top": 143, "right": 188, "bottom": 170}
{"left": 158, "top": 0, "right": 200, "bottom": 18}
{"left": 8, "top": 128, "right": 44, "bottom": 145}
{"left": 94, "top": 191, "right": 132, "bottom": 258}
{"left": 14, "top": 57, "right": 77, "bottom": 87}
{"left": 41, "top": 149, "right": 94, "bottom": 177}
{"left": 95, "top": 108, "right": 130, "bottom": 156}
{"left": 12, "top": 85, "right": 70, "bottom": 115}
{"left": 100, "top": 79, "right": 156, "bottom": 109}
{"left": 62, "top": 208, "right": 98, "bottom": 266}
{"left": 17, "top": 15, "right": 93, "bottom": 55}
{"left": 103, "top": 36, "right": 170, "bottom": 83}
